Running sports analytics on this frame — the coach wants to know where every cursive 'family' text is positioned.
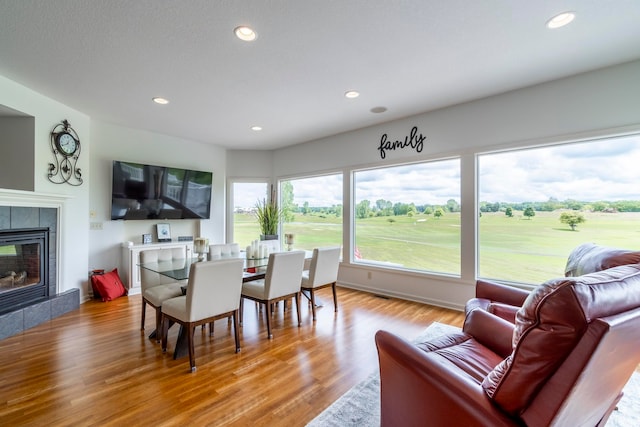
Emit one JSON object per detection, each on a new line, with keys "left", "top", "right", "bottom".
{"left": 378, "top": 126, "right": 426, "bottom": 159}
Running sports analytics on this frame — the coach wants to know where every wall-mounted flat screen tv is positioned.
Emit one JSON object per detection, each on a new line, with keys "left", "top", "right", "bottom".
{"left": 111, "top": 160, "right": 212, "bottom": 220}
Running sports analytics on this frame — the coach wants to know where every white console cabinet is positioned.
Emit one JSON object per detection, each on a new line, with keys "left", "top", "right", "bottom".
{"left": 121, "top": 241, "right": 193, "bottom": 295}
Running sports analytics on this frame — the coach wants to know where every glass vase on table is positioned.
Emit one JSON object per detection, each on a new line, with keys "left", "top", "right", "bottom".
{"left": 193, "top": 237, "right": 209, "bottom": 261}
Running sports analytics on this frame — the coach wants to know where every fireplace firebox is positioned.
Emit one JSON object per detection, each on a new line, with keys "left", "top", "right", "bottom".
{"left": 0, "top": 228, "right": 49, "bottom": 314}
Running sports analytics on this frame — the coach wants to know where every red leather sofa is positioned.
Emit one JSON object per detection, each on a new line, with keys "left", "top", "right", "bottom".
{"left": 376, "top": 247, "right": 640, "bottom": 426}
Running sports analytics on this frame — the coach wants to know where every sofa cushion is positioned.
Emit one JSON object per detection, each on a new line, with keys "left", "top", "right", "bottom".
{"left": 482, "top": 264, "right": 640, "bottom": 416}
{"left": 416, "top": 332, "right": 504, "bottom": 385}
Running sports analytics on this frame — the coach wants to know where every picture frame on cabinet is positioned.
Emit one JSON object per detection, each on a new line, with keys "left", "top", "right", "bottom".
{"left": 156, "top": 223, "right": 171, "bottom": 242}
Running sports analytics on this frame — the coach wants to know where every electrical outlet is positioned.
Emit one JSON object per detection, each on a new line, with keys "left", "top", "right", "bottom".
{"left": 90, "top": 222, "right": 103, "bottom": 230}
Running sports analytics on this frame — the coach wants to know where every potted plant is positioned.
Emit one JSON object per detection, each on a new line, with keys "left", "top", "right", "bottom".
{"left": 255, "top": 197, "right": 281, "bottom": 240}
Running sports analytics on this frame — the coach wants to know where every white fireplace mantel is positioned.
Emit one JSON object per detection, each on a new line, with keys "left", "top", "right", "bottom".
{"left": 0, "top": 188, "right": 73, "bottom": 207}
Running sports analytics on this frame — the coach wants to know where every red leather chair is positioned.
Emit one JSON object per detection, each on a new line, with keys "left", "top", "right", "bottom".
{"left": 465, "top": 243, "right": 640, "bottom": 323}
{"left": 376, "top": 263, "right": 640, "bottom": 426}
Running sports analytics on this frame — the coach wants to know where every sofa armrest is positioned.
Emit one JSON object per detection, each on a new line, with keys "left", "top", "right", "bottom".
{"left": 463, "top": 308, "right": 514, "bottom": 358}
{"left": 475, "top": 279, "right": 530, "bottom": 307}
{"left": 375, "top": 330, "right": 517, "bottom": 427}
{"left": 487, "top": 302, "right": 521, "bottom": 324}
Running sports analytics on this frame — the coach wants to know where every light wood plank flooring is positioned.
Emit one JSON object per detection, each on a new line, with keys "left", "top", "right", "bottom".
{"left": 0, "top": 287, "right": 463, "bottom": 426}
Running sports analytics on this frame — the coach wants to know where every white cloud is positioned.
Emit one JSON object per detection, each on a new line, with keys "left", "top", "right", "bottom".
{"left": 479, "top": 135, "right": 640, "bottom": 202}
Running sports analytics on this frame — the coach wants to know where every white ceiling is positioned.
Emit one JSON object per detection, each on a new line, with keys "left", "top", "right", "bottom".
{"left": 1, "top": 1, "right": 640, "bottom": 150}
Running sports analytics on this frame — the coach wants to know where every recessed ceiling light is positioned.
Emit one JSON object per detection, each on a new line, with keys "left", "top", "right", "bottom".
{"left": 152, "top": 97, "right": 169, "bottom": 105}
{"left": 235, "top": 26, "right": 257, "bottom": 41}
{"left": 370, "top": 106, "right": 387, "bottom": 114}
{"left": 251, "top": 125, "right": 262, "bottom": 131}
{"left": 546, "top": 12, "right": 575, "bottom": 29}
{"left": 345, "top": 90, "right": 360, "bottom": 99}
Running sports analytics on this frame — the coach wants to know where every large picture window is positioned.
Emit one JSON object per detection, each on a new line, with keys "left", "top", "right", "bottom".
{"left": 478, "top": 134, "right": 640, "bottom": 284}
{"left": 231, "top": 182, "right": 268, "bottom": 248}
{"left": 353, "top": 159, "right": 461, "bottom": 276}
{"left": 279, "top": 173, "right": 343, "bottom": 252}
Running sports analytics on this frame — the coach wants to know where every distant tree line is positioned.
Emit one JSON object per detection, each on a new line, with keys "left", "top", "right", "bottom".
{"left": 479, "top": 198, "right": 640, "bottom": 213}
{"left": 354, "top": 198, "right": 459, "bottom": 219}
{"left": 280, "top": 187, "right": 640, "bottom": 224}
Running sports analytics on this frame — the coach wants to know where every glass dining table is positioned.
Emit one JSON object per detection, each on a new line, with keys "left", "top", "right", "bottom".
{"left": 138, "top": 252, "right": 273, "bottom": 283}
{"left": 138, "top": 250, "right": 312, "bottom": 360}
{"left": 138, "top": 252, "right": 273, "bottom": 359}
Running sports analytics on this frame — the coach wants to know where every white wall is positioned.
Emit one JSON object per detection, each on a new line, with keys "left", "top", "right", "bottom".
{"left": 3, "top": 59, "right": 639, "bottom": 309}
{"left": 260, "top": 60, "right": 640, "bottom": 310}
{"left": 0, "top": 74, "right": 91, "bottom": 299}
{"left": 0, "top": 75, "right": 228, "bottom": 302}
{"left": 88, "top": 120, "right": 227, "bottom": 278}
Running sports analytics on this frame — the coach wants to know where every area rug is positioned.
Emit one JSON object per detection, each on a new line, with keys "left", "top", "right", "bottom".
{"left": 306, "top": 322, "right": 640, "bottom": 426}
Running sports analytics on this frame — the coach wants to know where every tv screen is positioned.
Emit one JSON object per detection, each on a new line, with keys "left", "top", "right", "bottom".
{"left": 111, "top": 160, "right": 212, "bottom": 220}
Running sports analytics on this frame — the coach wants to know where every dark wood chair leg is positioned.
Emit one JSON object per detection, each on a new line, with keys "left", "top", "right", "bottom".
{"left": 154, "top": 308, "right": 162, "bottom": 343}
{"left": 310, "top": 289, "right": 317, "bottom": 321}
{"left": 161, "top": 314, "right": 170, "bottom": 352}
{"left": 332, "top": 282, "right": 338, "bottom": 312}
{"left": 295, "top": 292, "right": 301, "bottom": 326}
{"left": 141, "top": 299, "right": 146, "bottom": 330}
{"left": 239, "top": 298, "right": 244, "bottom": 325}
{"left": 233, "top": 310, "right": 240, "bottom": 353}
{"left": 187, "top": 323, "right": 196, "bottom": 372}
{"left": 265, "top": 302, "right": 273, "bottom": 339}
{"left": 209, "top": 322, "right": 214, "bottom": 337}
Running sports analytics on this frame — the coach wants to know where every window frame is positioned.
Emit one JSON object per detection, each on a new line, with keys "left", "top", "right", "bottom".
{"left": 475, "top": 132, "right": 640, "bottom": 285}
{"left": 226, "top": 178, "right": 270, "bottom": 246}
{"left": 278, "top": 171, "right": 345, "bottom": 254}
{"left": 350, "top": 156, "right": 462, "bottom": 277}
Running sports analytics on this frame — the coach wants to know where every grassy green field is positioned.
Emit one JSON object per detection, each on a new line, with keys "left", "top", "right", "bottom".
{"left": 234, "top": 210, "right": 640, "bottom": 284}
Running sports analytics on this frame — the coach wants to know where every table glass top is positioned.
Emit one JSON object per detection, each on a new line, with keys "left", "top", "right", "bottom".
{"left": 138, "top": 252, "right": 272, "bottom": 281}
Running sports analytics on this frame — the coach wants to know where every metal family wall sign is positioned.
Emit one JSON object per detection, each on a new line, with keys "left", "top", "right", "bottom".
{"left": 377, "top": 126, "right": 426, "bottom": 159}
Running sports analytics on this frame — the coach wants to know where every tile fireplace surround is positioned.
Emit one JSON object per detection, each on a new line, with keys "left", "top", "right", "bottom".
{"left": 0, "top": 204, "right": 79, "bottom": 340}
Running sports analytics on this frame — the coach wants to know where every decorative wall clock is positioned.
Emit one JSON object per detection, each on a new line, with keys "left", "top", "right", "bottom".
{"left": 48, "top": 119, "right": 83, "bottom": 186}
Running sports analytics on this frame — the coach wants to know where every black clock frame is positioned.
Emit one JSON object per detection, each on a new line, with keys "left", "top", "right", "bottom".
{"left": 55, "top": 131, "right": 79, "bottom": 157}
{"left": 48, "top": 119, "right": 83, "bottom": 186}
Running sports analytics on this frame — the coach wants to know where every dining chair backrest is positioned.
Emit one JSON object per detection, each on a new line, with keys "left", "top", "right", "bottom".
{"left": 186, "top": 259, "right": 244, "bottom": 322}
{"left": 306, "top": 247, "right": 341, "bottom": 287}
{"left": 264, "top": 251, "right": 306, "bottom": 299}
{"left": 262, "top": 239, "right": 280, "bottom": 254}
{"left": 140, "top": 247, "right": 187, "bottom": 289}
{"left": 208, "top": 244, "right": 226, "bottom": 259}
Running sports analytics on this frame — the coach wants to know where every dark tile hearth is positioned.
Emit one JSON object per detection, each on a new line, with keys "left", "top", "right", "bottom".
{"left": 0, "top": 289, "right": 79, "bottom": 340}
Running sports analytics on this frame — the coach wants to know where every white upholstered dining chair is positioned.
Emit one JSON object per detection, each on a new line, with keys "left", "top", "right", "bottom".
{"left": 160, "top": 258, "right": 244, "bottom": 372}
{"left": 240, "top": 250, "right": 306, "bottom": 339}
{"left": 301, "top": 246, "right": 341, "bottom": 320}
{"left": 140, "top": 247, "right": 187, "bottom": 340}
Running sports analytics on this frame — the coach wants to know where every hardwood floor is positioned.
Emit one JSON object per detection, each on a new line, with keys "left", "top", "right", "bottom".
{"left": 0, "top": 287, "right": 464, "bottom": 426}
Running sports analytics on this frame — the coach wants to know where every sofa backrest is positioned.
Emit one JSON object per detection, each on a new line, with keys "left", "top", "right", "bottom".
{"left": 522, "top": 308, "right": 640, "bottom": 426}
{"left": 481, "top": 264, "right": 640, "bottom": 419}
{"left": 564, "top": 242, "right": 640, "bottom": 276}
